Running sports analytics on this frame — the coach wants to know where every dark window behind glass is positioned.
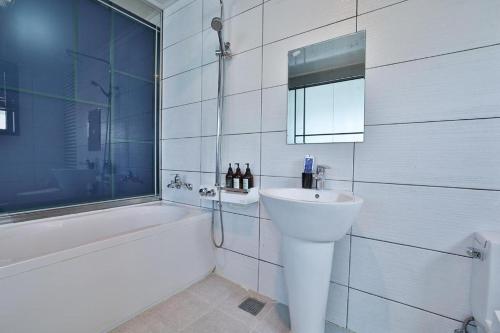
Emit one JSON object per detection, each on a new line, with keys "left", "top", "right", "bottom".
{"left": 0, "top": 0, "right": 159, "bottom": 214}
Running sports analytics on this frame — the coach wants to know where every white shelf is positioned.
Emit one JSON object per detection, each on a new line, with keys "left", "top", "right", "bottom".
{"left": 199, "top": 186, "right": 259, "bottom": 205}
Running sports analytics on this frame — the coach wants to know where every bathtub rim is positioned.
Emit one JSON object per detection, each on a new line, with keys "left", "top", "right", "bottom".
{"left": 0, "top": 199, "right": 188, "bottom": 230}
{"left": 0, "top": 195, "right": 162, "bottom": 226}
{"left": 0, "top": 202, "right": 211, "bottom": 280}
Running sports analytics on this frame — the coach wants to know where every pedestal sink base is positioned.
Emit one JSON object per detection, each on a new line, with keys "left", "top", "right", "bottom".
{"left": 259, "top": 188, "right": 363, "bottom": 333}
{"left": 282, "top": 236, "right": 335, "bottom": 333}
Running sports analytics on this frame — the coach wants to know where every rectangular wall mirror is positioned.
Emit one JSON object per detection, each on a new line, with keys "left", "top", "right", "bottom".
{"left": 287, "top": 31, "right": 366, "bottom": 144}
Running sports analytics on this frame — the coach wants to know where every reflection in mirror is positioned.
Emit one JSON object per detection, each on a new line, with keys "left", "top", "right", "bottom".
{"left": 287, "top": 31, "right": 366, "bottom": 144}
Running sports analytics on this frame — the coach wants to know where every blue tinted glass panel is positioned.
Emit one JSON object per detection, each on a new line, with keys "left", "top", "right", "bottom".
{"left": 0, "top": 0, "right": 158, "bottom": 214}
{"left": 113, "top": 11, "right": 156, "bottom": 81}
{"left": 0, "top": 0, "right": 75, "bottom": 99}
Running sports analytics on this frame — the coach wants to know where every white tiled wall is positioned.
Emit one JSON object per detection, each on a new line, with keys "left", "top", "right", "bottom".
{"left": 161, "top": 0, "right": 500, "bottom": 331}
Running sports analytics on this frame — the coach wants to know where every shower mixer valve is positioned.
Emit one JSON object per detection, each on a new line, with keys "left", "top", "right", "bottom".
{"left": 199, "top": 187, "right": 216, "bottom": 197}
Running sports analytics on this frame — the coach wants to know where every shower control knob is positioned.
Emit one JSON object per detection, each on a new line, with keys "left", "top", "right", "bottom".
{"left": 207, "top": 189, "right": 216, "bottom": 197}
{"left": 199, "top": 188, "right": 208, "bottom": 196}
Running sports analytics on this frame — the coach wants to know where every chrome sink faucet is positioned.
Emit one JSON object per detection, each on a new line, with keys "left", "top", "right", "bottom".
{"left": 314, "top": 165, "right": 330, "bottom": 190}
{"left": 167, "top": 174, "right": 193, "bottom": 191}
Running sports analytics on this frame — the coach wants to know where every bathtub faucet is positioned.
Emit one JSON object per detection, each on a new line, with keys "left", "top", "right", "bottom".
{"left": 167, "top": 174, "right": 193, "bottom": 191}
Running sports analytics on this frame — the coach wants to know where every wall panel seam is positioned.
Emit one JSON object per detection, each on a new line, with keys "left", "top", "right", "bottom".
{"left": 357, "top": 0, "right": 409, "bottom": 16}
{"left": 366, "top": 42, "right": 500, "bottom": 70}
{"left": 353, "top": 180, "right": 500, "bottom": 193}
{"left": 348, "top": 287, "right": 464, "bottom": 323}
{"left": 366, "top": 116, "right": 500, "bottom": 127}
{"left": 350, "top": 234, "right": 473, "bottom": 258}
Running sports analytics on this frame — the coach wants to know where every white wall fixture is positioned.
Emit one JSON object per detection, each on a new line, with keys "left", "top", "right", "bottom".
{"left": 260, "top": 188, "right": 363, "bottom": 333}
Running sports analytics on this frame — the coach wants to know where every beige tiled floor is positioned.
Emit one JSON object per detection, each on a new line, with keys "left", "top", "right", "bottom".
{"left": 110, "top": 274, "right": 350, "bottom": 333}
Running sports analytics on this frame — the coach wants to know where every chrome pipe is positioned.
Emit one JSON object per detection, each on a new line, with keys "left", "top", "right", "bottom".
{"left": 211, "top": 0, "right": 230, "bottom": 249}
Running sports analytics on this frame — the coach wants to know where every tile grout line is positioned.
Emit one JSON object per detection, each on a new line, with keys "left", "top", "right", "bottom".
{"left": 261, "top": 15, "right": 357, "bottom": 47}
{"left": 164, "top": 109, "right": 500, "bottom": 133}
{"left": 367, "top": 42, "right": 500, "bottom": 70}
{"left": 166, "top": 38, "right": 500, "bottom": 81}
{"left": 164, "top": 44, "right": 262, "bottom": 80}
{"left": 350, "top": 234, "right": 473, "bottom": 258}
{"left": 357, "top": 0, "right": 409, "bottom": 16}
{"left": 257, "top": 0, "right": 266, "bottom": 294}
{"left": 162, "top": 168, "right": 500, "bottom": 193}
{"left": 346, "top": 4, "right": 360, "bottom": 327}
{"left": 365, "top": 116, "right": 500, "bottom": 127}
{"left": 348, "top": 287, "right": 464, "bottom": 323}
{"left": 197, "top": 0, "right": 205, "bottom": 209}
{"left": 200, "top": 1, "right": 265, "bottom": 33}
{"left": 163, "top": 30, "right": 202, "bottom": 50}
{"left": 163, "top": 0, "right": 198, "bottom": 19}
{"left": 352, "top": 180, "right": 500, "bottom": 193}
{"left": 163, "top": 87, "right": 264, "bottom": 110}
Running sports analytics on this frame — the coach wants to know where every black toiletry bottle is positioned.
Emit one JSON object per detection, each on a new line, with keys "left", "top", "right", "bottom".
{"left": 225, "top": 163, "right": 234, "bottom": 188}
{"left": 242, "top": 163, "right": 254, "bottom": 190}
{"left": 233, "top": 163, "right": 242, "bottom": 189}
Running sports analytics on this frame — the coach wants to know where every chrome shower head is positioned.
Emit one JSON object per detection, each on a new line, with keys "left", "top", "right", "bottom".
{"left": 211, "top": 17, "right": 226, "bottom": 55}
{"left": 211, "top": 17, "right": 223, "bottom": 32}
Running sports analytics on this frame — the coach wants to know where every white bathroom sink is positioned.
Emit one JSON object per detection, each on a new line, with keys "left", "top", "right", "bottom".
{"left": 259, "top": 188, "right": 363, "bottom": 242}
{"left": 259, "top": 188, "right": 363, "bottom": 333}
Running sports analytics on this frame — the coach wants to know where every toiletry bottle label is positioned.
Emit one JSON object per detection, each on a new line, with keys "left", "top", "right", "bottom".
{"left": 233, "top": 178, "right": 240, "bottom": 189}
{"left": 243, "top": 179, "right": 249, "bottom": 190}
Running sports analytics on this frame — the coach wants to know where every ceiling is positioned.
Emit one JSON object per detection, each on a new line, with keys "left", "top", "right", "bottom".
{"left": 110, "top": 0, "right": 181, "bottom": 25}
{"left": 111, "top": 0, "right": 167, "bottom": 25}
{"left": 150, "top": 0, "right": 179, "bottom": 8}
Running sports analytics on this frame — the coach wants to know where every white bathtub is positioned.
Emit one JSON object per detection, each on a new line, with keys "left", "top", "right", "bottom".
{"left": 0, "top": 202, "right": 215, "bottom": 333}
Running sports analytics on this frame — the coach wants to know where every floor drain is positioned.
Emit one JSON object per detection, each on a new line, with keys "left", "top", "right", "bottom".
{"left": 238, "top": 297, "right": 266, "bottom": 316}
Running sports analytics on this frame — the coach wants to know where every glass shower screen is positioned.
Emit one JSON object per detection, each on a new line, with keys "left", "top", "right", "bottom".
{"left": 0, "top": 0, "right": 160, "bottom": 215}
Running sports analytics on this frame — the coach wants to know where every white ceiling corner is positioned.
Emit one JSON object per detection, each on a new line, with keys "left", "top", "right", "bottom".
{"left": 143, "top": 0, "right": 180, "bottom": 9}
